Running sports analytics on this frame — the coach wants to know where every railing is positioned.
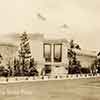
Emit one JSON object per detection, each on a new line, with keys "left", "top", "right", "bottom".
{"left": 0, "top": 73, "right": 100, "bottom": 83}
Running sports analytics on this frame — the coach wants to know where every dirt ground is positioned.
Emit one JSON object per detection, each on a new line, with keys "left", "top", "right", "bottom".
{"left": 0, "top": 78, "right": 100, "bottom": 100}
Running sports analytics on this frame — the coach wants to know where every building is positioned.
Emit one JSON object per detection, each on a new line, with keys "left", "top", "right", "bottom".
{"left": 0, "top": 43, "right": 17, "bottom": 67}
{"left": 0, "top": 33, "right": 97, "bottom": 75}
{"left": 73, "top": 49, "right": 97, "bottom": 68}
{"left": 30, "top": 34, "right": 68, "bottom": 75}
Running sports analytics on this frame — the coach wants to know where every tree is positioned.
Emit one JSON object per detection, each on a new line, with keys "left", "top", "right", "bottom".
{"left": 18, "top": 32, "right": 32, "bottom": 75}
{"left": 29, "top": 58, "right": 39, "bottom": 76}
{"left": 68, "top": 40, "right": 78, "bottom": 62}
{"left": 13, "top": 57, "right": 21, "bottom": 76}
{"left": 92, "top": 52, "right": 100, "bottom": 74}
{"left": 67, "top": 40, "right": 81, "bottom": 74}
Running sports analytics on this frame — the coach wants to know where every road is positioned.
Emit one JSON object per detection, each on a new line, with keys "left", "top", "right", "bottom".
{"left": 0, "top": 78, "right": 100, "bottom": 100}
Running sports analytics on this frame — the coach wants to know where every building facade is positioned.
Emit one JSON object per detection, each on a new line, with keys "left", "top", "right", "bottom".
{"left": 30, "top": 34, "right": 68, "bottom": 75}
{"left": 0, "top": 33, "right": 97, "bottom": 75}
{"left": 0, "top": 43, "right": 17, "bottom": 67}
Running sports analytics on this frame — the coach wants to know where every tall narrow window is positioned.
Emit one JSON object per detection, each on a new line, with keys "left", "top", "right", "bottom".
{"left": 43, "top": 43, "right": 51, "bottom": 62}
{"left": 54, "top": 44, "right": 62, "bottom": 62}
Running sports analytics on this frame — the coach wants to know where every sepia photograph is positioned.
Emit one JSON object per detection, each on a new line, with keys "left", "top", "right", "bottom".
{"left": 0, "top": 0, "right": 99, "bottom": 100}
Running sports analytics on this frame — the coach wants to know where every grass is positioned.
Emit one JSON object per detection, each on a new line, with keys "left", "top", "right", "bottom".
{"left": 0, "top": 78, "right": 100, "bottom": 100}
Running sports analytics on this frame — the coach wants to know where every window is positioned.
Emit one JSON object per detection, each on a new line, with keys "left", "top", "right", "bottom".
{"left": 54, "top": 44, "right": 62, "bottom": 62}
{"left": 43, "top": 43, "right": 51, "bottom": 62}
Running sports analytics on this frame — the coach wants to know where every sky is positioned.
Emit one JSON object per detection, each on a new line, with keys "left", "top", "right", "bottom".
{"left": 0, "top": 0, "right": 99, "bottom": 50}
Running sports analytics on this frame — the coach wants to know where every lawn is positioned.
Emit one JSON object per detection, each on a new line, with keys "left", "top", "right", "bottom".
{"left": 0, "top": 78, "right": 100, "bottom": 100}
